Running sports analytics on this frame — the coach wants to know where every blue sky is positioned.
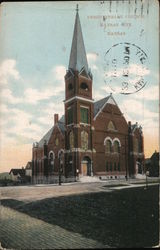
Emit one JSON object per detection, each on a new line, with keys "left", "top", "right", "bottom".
{"left": 0, "top": 1, "right": 159, "bottom": 172}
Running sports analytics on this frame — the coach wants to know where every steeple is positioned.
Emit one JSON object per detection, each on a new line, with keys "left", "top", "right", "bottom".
{"left": 69, "top": 5, "right": 89, "bottom": 73}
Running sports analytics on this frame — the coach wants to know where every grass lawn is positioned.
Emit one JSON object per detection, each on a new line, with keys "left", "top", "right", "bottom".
{"left": 1, "top": 185, "right": 159, "bottom": 248}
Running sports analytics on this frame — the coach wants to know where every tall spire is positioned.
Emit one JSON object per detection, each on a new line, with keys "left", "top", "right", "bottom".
{"left": 69, "top": 5, "right": 89, "bottom": 73}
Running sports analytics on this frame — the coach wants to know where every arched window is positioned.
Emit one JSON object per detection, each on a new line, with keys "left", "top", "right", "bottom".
{"left": 80, "top": 82, "right": 88, "bottom": 91}
{"left": 81, "top": 131, "right": 88, "bottom": 150}
{"left": 69, "top": 131, "right": 74, "bottom": 149}
{"left": 49, "top": 151, "right": 55, "bottom": 161}
{"left": 48, "top": 151, "right": 55, "bottom": 173}
{"left": 113, "top": 141, "right": 120, "bottom": 153}
{"left": 108, "top": 121, "right": 116, "bottom": 131}
{"left": 105, "top": 140, "right": 112, "bottom": 153}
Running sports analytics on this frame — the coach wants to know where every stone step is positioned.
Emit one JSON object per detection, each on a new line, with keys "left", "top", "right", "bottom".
{"left": 79, "top": 176, "right": 101, "bottom": 183}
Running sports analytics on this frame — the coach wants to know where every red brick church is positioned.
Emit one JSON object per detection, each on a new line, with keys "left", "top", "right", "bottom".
{"left": 32, "top": 7, "right": 144, "bottom": 183}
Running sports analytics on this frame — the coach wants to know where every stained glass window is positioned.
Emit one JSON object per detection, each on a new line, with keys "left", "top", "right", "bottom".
{"left": 105, "top": 140, "right": 112, "bottom": 153}
{"left": 81, "top": 131, "right": 88, "bottom": 150}
{"left": 114, "top": 141, "right": 120, "bottom": 153}
{"left": 80, "top": 107, "right": 88, "bottom": 124}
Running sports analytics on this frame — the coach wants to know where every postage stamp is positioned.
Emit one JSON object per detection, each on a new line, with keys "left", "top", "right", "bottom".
{"left": 104, "top": 42, "right": 149, "bottom": 95}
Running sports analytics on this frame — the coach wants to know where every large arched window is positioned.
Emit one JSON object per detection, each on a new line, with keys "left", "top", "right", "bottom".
{"left": 105, "top": 140, "right": 112, "bottom": 153}
{"left": 113, "top": 141, "right": 120, "bottom": 153}
{"left": 81, "top": 131, "right": 88, "bottom": 150}
{"left": 69, "top": 131, "right": 74, "bottom": 149}
{"left": 104, "top": 137, "right": 112, "bottom": 153}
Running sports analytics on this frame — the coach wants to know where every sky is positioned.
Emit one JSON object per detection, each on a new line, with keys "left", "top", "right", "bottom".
{"left": 0, "top": 0, "right": 159, "bottom": 173}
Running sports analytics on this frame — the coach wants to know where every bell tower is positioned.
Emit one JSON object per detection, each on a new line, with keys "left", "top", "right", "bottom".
{"left": 64, "top": 5, "right": 94, "bottom": 179}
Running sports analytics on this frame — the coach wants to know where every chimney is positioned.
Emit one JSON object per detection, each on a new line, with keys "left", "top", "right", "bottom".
{"left": 54, "top": 114, "right": 59, "bottom": 125}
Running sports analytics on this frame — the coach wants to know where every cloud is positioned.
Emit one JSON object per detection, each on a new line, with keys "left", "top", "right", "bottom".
{"left": 36, "top": 101, "right": 64, "bottom": 133}
{"left": 0, "top": 59, "right": 20, "bottom": 85}
{"left": 23, "top": 88, "right": 53, "bottom": 105}
{"left": 0, "top": 107, "right": 44, "bottom": 145}
{"left": 120, "top": 99, "right": 158, "bottom": 120}
{"left": 1, "top": 88, "right": 22, "bottom": 104}
{"left": 0, "top": 63, "right": 65, "bottom": 105}
{"left": 87, "top": 53, "right": 98, "bottom": 62}
{"left": 87, "top": 53, "right": 99, "bottom": 71}
{"left": 1, "top": 86, "right": 64, "bottom": 105}
{"left": 134, "top": 85, "right": 159, "bottom": 101}
{"left": 51, "top": 65, "right": 66, "bottom": 82}
{"left": 23, "top": 85, "right": 64, "bottom": 105}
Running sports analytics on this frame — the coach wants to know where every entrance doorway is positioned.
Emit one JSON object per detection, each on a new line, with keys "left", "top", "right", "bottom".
{"left": 82, "top": 156, "right": 92, "bottom": 176}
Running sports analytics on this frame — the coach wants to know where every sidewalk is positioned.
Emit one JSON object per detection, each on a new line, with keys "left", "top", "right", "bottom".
{"left": 0, "top": 206, "right": 107, "bottom": 249}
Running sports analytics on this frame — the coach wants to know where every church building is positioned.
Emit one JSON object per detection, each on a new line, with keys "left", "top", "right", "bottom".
{"left": 32, "top": 7, "right": 144, "bottom": 184}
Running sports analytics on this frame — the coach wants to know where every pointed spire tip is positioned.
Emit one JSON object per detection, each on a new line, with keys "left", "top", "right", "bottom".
{"left": 76, "top": 4, "right": 79, "bottom": 13}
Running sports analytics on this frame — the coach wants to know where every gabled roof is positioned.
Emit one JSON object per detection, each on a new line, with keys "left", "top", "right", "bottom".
{"left": 93, "top": 94, "right": 118, "bottom": 119}
{"left": 94, "top": 96, "right": 110, "bottom": 117}
{"left": 9, "top": 169, "right": 25, "bottom": 177}
{"left": 58, "top": 121, "right": 65, "bottom": 135}
{"left": 59, "top": 115, "right": 65, "bottom": 123}
{"left": 151, "top": 151, "right": 159, "bottom": 161}
{"left": 38, "top": 116, "right": 65, "bottom": 147}
{"left": 69, "top": 10, "right": 88, "bottom": 73}
{"left": 38, "top": 126, "right": 54, "bottom": 147}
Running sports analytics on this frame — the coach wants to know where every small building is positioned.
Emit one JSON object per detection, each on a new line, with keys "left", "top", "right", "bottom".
{"left": 145, "top": 151, "right": 159, "bottom": 177}
{"left": 9, "top": 168, "right": 25, "bottom": 182}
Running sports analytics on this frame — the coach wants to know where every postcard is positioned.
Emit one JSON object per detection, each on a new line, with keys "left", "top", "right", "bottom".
{"left": 0, "top": 1, "right": 159, "bottom": 249}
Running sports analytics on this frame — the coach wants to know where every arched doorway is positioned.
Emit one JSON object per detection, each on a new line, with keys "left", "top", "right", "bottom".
{"left": 81, "top": 156, "right": 92, "bottom": 176}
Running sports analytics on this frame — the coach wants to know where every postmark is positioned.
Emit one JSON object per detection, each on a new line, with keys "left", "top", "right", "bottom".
{"left": 104, "top": 42, "right": 149, "bottom": 95}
